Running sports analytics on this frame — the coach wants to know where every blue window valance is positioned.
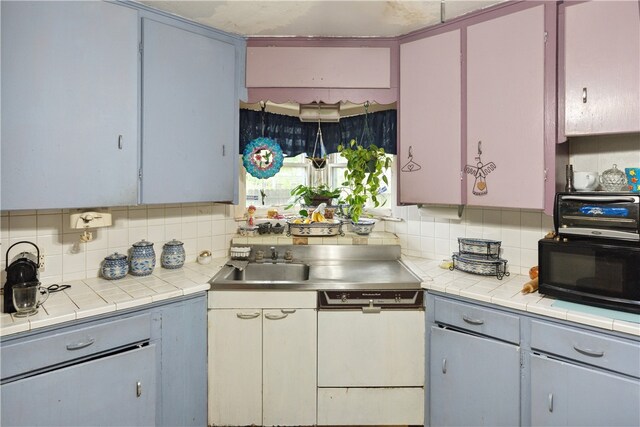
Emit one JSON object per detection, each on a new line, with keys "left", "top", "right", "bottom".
{"left": 239, "top": 108, "right": 397, "bottom": 157}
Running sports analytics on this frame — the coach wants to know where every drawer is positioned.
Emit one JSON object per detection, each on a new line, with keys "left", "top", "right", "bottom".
{"left": 317, "top": 387, "right": 424, "bottom": 425}
{"left": 434, "top": 297, "right": 520, "bottom": 344}
{"left": 531, "top": 320, "right": 640, "bottom": 378}
{"left": 208, "top": 290, "right": 316, "bottom": 309}
{"left": 1, "top": 313, "right": 151, "bottom": 380}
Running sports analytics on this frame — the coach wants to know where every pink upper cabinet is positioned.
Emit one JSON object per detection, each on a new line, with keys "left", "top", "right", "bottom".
{"left": 398, "top": 30, "right": 462, "bottom": 205}
{"left": 563, "top": 1, "right": 640, "bottom": 136}
{"left": 245, "top": 44, "right": 398, "bottom": 104}
{"left": 466, "top": 5, "right": 546, "bottom": 210}
{"left": 246, "top": 47, "right": 390, "bottom": 88}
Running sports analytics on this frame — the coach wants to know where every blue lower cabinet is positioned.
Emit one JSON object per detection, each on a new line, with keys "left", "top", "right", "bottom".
{"left": 429, "top": 326, "right": 521, "bottom": 426}
{"left": 0, "top": 293, "right": 207, "bottom": 427}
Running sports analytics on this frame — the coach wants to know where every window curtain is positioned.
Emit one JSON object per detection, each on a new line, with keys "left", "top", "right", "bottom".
{"left": 239, "top": 108, "right": 397, "bottom": 157}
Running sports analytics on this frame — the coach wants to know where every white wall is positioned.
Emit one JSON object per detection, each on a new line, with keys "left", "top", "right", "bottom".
{"left": 1, "top": 203, "right": 238, "bottom": 286}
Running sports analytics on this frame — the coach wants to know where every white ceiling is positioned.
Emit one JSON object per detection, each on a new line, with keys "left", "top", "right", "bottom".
{"left": 139, "top": 0, "right": 504, "bottom": 37}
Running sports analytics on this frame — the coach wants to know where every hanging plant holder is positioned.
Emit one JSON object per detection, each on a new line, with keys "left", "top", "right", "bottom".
{"left": 308, "top": 119, "right": 328, "bottom": 169}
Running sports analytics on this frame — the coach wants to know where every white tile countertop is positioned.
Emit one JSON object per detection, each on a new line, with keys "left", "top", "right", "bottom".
{"left": 0, "top": 258, "right": 229, "bottom": 337}
{"left": 3, "top": 254, "right": 638, "bottom": 339}
{"left": 403, "top": 256, "right": 640, "bottom": 337}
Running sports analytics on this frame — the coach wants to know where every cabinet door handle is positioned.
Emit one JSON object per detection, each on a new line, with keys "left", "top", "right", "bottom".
{"left": 573, "top": 345, "right": 605, "bottom": 358}
{"left": 582, "top": 87, "right": 588, "bottom": 103}
{"left": 66, "top": 338, "right": 95, "bottom": 351}
{"left": 442, "top": 358, "right": 447, "bottom": 374}
{"left": 136, "top": 381, "right": 142, "bottom": 398}
{"left": 118, "top": 135, "right": 123, "bottom": 149}
{"left": 281, "top": 309, "right": 296, "bottom": 314}
{"left": 265, "top": 313, "right": 288, "bottom": 320}
{"left": 548, "top": 393, "right": 553, "bottom": 412}
{"left": 462, "top": 315, "right": 484, "bottom": 325}
{"left": 236, "top": 312, "right": 260, "bottom": 319}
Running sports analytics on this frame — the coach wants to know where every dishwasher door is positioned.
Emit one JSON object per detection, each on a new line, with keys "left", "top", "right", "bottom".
{"left": 317, "top": 309, "right": 425, "bottom": 387}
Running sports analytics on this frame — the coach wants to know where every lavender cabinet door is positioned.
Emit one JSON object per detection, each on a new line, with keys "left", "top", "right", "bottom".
{"left": 564, "top": 1, "right": 640, "bottom": 136}
{"left": 1, "top": 1, "right": 139, "bottom": 210}
{"left": 141, "top": 18, "right": 238, "bottom": 204}
{"left": 466, "top": 5, "right": 546, "bottom": 210}
{"left": 399, "top": 30, "right": 462, "bottom": 205}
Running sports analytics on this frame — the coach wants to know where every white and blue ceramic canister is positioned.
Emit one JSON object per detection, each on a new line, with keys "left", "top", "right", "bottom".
{"left": 161, "top": 239, "right": 185, "bottom": 269}
{"left": 130, "top": 240, "right": 156, "bottom": 276}
{"left": 102, "top": 252, "right": 128, "bottom": 280}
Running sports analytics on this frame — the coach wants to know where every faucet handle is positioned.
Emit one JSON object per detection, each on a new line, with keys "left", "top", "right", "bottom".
{"left": 284, "top": 250, "right": 293, "bottom": 262}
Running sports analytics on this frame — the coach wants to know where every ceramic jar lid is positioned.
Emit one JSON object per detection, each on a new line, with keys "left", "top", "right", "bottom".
{"left": 132, "top": 239, "right": 154, "bottom": 247}
{"left": 105, "top": 252, "right": 127, "bottom": 260}
{"left": 164, "top": 239, "right": 184, "bottom": 247}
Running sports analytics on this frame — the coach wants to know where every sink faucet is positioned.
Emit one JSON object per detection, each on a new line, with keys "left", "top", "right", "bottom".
{"left": 270, "top": 246, "right": 278, "bottom": 261}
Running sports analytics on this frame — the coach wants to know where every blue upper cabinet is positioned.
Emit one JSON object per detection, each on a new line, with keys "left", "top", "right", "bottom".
{"left": 140, "top": 18, "right": 240, "bottom": 205}
{"left": 1, "top": 2, "right": 245, "bottom": 211}
{"left": 1, "top": 1, "right": 139, "bottom": 210}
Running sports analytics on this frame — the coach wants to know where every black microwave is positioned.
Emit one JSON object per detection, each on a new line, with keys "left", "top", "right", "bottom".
{"left": 538, "top": 238, "right": 640, "bottom": 314}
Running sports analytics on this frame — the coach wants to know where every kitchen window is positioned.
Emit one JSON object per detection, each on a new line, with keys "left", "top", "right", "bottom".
{"left": 243, "top": 152, "right": 395, "bottom": 213}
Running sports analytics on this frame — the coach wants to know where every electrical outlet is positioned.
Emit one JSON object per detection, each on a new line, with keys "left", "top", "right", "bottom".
{"left": 39, "top": 253, "right": 45, "bottom": 271}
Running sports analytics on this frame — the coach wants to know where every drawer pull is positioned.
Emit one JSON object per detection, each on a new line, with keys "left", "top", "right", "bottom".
{"left": 573, "top": 345, "right": 605, "bottom": 358}
{"left": 548, "top": 393, "right": 553, "bottom": 412}
{"left": 281, "top": 309, "right": 296, "bottom": 314}
{"left": 236, "top": 312, "right": 260, "bottom": 319}
{"left": 66, "top": 338, "right": 95, "bottom": 351}
{"left": 265, "top": 313, "right": 288, "bottom": 320}
{"left": 462, "top": 315, "right": 485, "bottom": 325}
{"left": 442, "top": 358, "right": 447, "bottom": 374}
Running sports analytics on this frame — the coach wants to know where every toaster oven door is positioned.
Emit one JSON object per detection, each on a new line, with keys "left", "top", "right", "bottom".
{"left": 555, "top": 193, "right": 640, "bottom": 241}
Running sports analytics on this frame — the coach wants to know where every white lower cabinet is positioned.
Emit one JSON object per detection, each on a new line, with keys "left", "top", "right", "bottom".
{"left": 208, "top": 291, "right": 316, "bottom": 427}
{"left": 318, "top": 387, "right": 424, "bottom": 426}
{"left": 317, "top": 309, "right": 425, "bottom": 425}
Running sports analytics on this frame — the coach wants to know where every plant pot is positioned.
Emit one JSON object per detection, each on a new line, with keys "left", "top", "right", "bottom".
{"left": 310, "top": 157, "right": 327, "bottom": 169}
{"left": 310, "top": 196, "right": 333, "bottom": 206}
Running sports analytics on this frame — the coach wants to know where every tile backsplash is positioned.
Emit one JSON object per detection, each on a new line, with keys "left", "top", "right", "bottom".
{"left": 387, "top": 205, "right": 553, "bottom": 276}
{"left": 1, "top": 204, "right": 238, "bottom": 286}
{"left": 569, "top": 133, "right": 640, "bottom": 176}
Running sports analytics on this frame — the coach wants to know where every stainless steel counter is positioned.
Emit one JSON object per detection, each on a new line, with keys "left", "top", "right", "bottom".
{"left": 209, "top": 245, "right": 423, "bottom": 291}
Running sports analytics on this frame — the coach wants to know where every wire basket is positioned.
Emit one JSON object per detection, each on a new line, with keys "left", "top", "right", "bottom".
{"left": 450, "top": 252, "right": 510, "bottom": 280}
{"left": 458, "top": 238, "right": 501, "bottom": 259}
{"left": 230, "top": 246, "right": 251, "bottom": 260}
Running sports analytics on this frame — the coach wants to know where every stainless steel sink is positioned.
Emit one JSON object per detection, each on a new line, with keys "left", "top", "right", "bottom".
{"left": 224, "top": 262, "right": 310, "bottom": 282}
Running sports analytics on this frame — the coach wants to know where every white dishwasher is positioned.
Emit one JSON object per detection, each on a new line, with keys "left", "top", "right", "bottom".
{"left": 317, "top": 290, "right": 425, "bottom": 426}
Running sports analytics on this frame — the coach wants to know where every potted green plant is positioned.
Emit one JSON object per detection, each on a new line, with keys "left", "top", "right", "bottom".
{"left": 337, "top": 138, "right": 391, "bottom": 224}
{"left": 286, "top": 184, "right": 341, "bottom": 209}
